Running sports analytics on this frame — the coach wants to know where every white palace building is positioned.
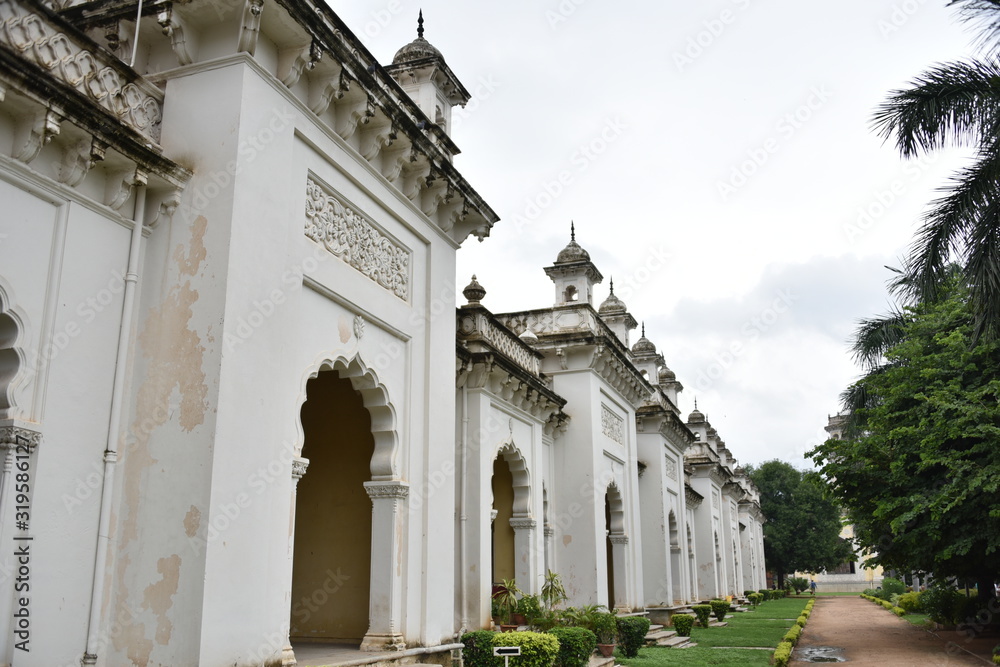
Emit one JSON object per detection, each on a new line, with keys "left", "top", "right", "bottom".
{"left": 0, "top": 0, "right": 766, "bottom": 665}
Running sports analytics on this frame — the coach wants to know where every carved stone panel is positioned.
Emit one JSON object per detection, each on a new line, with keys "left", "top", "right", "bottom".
{"left": 601, "top": 405, "right": 624, "bottom": 445}
{"left": 305, "top": 178, "right": 410, "bottom": 300}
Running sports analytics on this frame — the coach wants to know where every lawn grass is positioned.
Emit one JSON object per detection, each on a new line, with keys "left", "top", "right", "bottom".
{"left": 618, "top": 646, "right": 773, "bottom": 666}
{"left": 902, "top": 612, "right": 930, "bottom": 626}
{"left": 617, "top": 597, "right": 810, "bottom": 667}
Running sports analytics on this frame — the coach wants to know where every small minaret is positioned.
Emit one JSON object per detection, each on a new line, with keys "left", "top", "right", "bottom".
{"left": 544, "top": 222, "right": 603, "bottom": 306}
{"left": 385, "top": 11, "right": 471, "bottom": 138}
{"left": 596, "top": 280, "right": 637, "bottom": 346}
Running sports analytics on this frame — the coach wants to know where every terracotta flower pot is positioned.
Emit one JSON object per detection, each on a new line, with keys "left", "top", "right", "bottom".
{"left": 500, "top": 624, "right": 518, "bottom": 633}
{"left": 597, "top": 644, "right": 615, "bottom": 657}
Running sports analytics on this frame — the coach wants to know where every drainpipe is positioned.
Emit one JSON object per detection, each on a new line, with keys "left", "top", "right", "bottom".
{"left": 458, "top": 380, "right": 469, "bottom": 638}
{"left": 81, "top": 184, "right": 146, "bottom": 666}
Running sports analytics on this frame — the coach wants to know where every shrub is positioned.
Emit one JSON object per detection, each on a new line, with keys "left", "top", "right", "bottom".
{"left": 788, "top": 577, "right": 809, "bottom": 594}
{"left": 547, "top": 627, "right": 596, "bottom": 667}
{"left": 897, "top": 591, "right": 923, "bottom": 613}
{"left": 671, "top": 613, "right": 694, "bottom": 636}
{"left": 487, "top": 631, "right": 559, "bottom": 667}
{"left": 462, "top": 631, "right": 501, "bottom": 667}
{"left": 892, "top": 606, "right": 906, "bottom": 617}
{"left": 691, "top": 604, "right": 712, "bottom": 627}
{"left": 748, "top": 592, "right": 763, "bottom": 606}
{"left": 710, "top": 600, "right": 731, "bottom": 622}
{"left": 773, "top": 640, "right": 794, "bottom": 667}
{"left": 592, "top": 612, "right": 618, "bottom": 644}
{"left": 784, "top": 624, "right": 802, "bottom": 645}
{"left": 616, "top": 617, "right": 651, "bottom": 658}
{"left": 921, "top": 584, "right": 966, "bottom": 624}
{"left": 744, "top": 590, "right": 755, "bottom": 597}
{"left": 879, "top": 577, "right": 906, "bottom": 601}
{"left": 518, "top": 595, "right": 543, "bottom": 622}
{"left": 796, "top": 614, "right": 807, "bottom": 628}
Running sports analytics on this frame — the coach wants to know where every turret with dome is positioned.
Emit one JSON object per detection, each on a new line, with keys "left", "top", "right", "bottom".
{"left": 544, "top": 222, "right": 604, "bottom": 306}
{"left": 385, "top": 11, "right": 471, "bottom": 138}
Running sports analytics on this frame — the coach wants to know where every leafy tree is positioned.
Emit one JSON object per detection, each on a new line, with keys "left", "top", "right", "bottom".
{"left": 810, "top": 276, "right": 1000, "bottom": 600}
{"left": 745, "top": 460, "right": 852, "bottom": 589}
{"left": 873, "top": 0, "right": 1000, "bottom": 337}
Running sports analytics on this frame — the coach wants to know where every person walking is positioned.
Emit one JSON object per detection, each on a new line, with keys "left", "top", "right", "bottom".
{"left": 810, "top": 580, "right": 817, "bottom": 595}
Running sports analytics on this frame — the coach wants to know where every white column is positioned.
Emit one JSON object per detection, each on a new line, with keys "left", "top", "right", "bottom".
{"left": 361, "top": 481, "right": 409, "bottom": 652}
{"left": 281, "top": 456, "right": 309, "bottom": 667}
{"left": 609, "top": 535, "right": 629, "bottom": 611}
{"left": 510, "top": 516, "right": 537, "bottom": 593}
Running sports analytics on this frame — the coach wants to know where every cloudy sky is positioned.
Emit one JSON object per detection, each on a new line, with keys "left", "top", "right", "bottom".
{"left": 336, "top": 0, "right": 979, "bottom": 467}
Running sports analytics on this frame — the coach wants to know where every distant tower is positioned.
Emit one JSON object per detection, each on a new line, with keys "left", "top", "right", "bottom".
{"left": 385, "top": 11, "right": 471, "bottom": 138}
{"left": 825, "top": 412, "right": 849, "bottom": 440}
{"left": 544, "top": 223, "right": 603, "bottom": 306}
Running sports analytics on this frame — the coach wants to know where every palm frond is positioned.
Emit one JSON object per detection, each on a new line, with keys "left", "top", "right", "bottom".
{"left": 906, "top": 143, "right": 1000, "bottom": 302}
{"left": 872, "top": 57, "right": 1000, "bottom": 158}
{"left": 948, "top": 0, "right": 1000, "bottom": 53}
{"left": 850, "top": 311, "right": 909, "bottom": 370}
{"left": 961, "top": 200, "right": 1000, "bottom": 337}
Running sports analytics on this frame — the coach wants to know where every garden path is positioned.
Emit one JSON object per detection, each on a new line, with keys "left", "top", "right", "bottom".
{"left": 790, "top": 596, "right": 990, "bottom": 666}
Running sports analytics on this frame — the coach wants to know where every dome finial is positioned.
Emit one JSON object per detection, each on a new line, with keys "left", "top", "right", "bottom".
{"left": 609, "top": 276, "right": 615, "bottom": 295}
{"left": 694, "top": 397, "right": 698, "bottom": 410}
{"left": 570, "top": 220, "right": 576, "bottom": 242}
{"left": 641, "top": 321, "right": 646, "bottom": 337}
{"left": 417, "top": 9, "right": 424, "bottom": 39}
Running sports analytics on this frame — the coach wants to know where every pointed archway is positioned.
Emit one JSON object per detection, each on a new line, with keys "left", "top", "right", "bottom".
{"left": 291, "top": 370, "right": 374, "bottom": 644}
{"left": 489, "top": 443, "right": 535, "bottom": 593}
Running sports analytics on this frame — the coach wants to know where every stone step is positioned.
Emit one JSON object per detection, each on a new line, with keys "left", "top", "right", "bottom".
{"left": 647, "top": 623, "right": 664, "bottom": 632}
{"left": 645, "top": 629, "right": 677, "bottom": 645}
{"left": 708, "top": 621, "right": 728, "bottom": 628}
{"left": 656, "top": 635, "right": 691, "bottom": 648}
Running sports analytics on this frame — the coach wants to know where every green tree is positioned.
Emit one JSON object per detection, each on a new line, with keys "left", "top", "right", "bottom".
{"left": 873, "top": 0, "right": 1000, "bottom": 337}
{"left": 745, "top": 460, "right": 852, "bottom": 589}
{"left": 810, "top": 276, "right": 1000, "bottom": 599}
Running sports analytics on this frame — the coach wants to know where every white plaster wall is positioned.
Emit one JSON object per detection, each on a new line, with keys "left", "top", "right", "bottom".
{"left": 0, "top": 173, "right": 141, "bottom": 666}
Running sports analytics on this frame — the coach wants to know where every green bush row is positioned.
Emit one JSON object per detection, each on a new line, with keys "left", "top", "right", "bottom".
{"left": 757, "top": 588, "right": 787, "bottom": 600}
{"left": 783, "top": 624, "right": 802, "bottom": 645}
{"left": 461, "top": 630, "right": 559, "bottom": 667}
{"left": 710, "top": 599, "right": 731, "bottom": 622}
{"left": 773, "top": 640, "right": 794, "bottom": 667}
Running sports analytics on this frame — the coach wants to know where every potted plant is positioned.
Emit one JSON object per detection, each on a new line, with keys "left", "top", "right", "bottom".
{"left": 592, "top": 611, "right": 618, "bottom": 657}
{"left": 541, "top": 570, "right": 568, "bottom": 610}
{"left": 516, "top": 594, "right": 542, "bottom": 627}
{"left": 493, "top": 579, "right": 521, "bottom": 631}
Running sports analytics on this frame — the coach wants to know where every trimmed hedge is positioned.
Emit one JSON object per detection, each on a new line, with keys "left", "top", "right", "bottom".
{"left": 616, "top": 616, "right": 651, "bottom": 658}
{"left": 898, "top": 591, "right": 923, "bottom": 613}
{"left": 710, "top": 599, "right": 731, "bottom": 622}
{"left": 691, "top": 604, "right": 712, "bottom": 627}
{"left": 461, "top": 631, "right": 559, "bottom": 667}
{"left": 671, "top": 613, "right": 694, "bottom": 636}
{"left": 462, "top": 631, "right": 500, "bottom": 667}
{"left": 796, "top": 614, "right": 808, "bottom": 628}
{"left": 547, "top": 627, "right": 596, "bottom": 667}
{"left": 783, "top": 624, "right": 802, "bottom": 645}
{"left": 773, "top": 640, "right": 794, "bottom": 667}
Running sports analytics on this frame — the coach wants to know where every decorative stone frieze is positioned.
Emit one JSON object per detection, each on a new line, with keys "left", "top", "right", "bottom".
{"left": 685, "top": 486, "right": 703, "bottom": 508}
{"left": 305, "top": 178, "right": 410, "bottom": 301}
{"left": 665, "top": 457, "right": 678, "bottom": 481}
{"left": 457, "top": 310, "right": 540, "bottom": 376}
{"left": 509, "top": 517, "right": 536, "bottom": 530}
{"left": 291, "top": 457, "right": 309, "bottom": 480}
{"left": 0, "top": 0, "right": 163, "bottom": 143}
{"left": 601, "top": 405, "right": 624, "bottom": 444}
{"left": 0, "top": 422, "right": 40, "bottom": 450}
{"left": 608, "top": 534, "right": 629, "bottom": 545}
{"left": 364, "top": 481, "right": 409, "bottom": 499}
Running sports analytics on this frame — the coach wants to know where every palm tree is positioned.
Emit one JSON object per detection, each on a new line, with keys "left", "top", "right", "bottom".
{"left": 872, "top": 0, "right": 1000, "bottom": 337}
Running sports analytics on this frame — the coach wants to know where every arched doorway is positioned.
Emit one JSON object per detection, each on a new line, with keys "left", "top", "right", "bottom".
{"left": 290, "top": 369, "right": 374, "bottom": 644}
{"left": 491, "top": 455, "right": 516, "bottom": 585}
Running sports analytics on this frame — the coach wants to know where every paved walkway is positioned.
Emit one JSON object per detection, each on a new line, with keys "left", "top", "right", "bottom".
{"left": 791, "top": 596, "right": 992, "bottom": 666}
